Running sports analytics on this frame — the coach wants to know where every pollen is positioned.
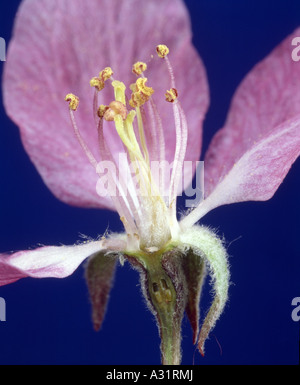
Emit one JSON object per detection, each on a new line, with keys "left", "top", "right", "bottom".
{"left": 132, "top": 61, "right": 147, "bottom": 76}
{"left": 156, "top": 44, "right": 169, "bottom": 58}
{"left": 97, "top": 104, "right": 109, "bottom": 119}
{"left": 129, "top": 77, "right": 154, "bottom": 108}
{"left": 165, "top": 88, "right": 178, "bottom": 103}
{"left": 90, "top": 67, "right": 114, "bottom": 91}
{"left": 64, "top": 93, "right": 79, "bottom": 111}
{"left": 103, "top": 101, "right": 127, "bottom": 121}
{"left": 90, "top": 77, "right": 105, "bottom": 91}
{"left": 99, "top": 67, "right": 114, "bottom": 82}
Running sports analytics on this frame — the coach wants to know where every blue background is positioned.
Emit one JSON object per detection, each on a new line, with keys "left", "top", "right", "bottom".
{"left": 0, "top": 0, "right": 299, "bottom": 365}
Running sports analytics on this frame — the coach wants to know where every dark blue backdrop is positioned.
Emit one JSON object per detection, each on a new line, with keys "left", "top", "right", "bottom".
{"left": 0, "top": 0, "right": 299, "bottom": 365}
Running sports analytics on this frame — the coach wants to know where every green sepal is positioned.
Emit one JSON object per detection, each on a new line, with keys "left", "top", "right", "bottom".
{"left": 181, "top": 248, "right": 206, "bottom": 344}
{"left": 85, "top": 251, "right": 118, "bottom": 331}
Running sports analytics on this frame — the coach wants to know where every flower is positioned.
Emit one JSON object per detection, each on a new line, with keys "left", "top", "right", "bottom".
{"left": 1, "top": 0, "right": 300, "bottom": 365}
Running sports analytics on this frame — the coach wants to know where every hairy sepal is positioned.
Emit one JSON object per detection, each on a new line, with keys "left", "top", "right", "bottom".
{"left": 179, "top": 225, "right": 230, "bottom": 356}
{"left": 181, "top": 249, "right": 207, "bottom": 344}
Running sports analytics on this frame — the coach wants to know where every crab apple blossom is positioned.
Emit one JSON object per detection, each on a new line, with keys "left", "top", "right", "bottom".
{"left": 0, "top": 0, "right": 299, "bottom": 365}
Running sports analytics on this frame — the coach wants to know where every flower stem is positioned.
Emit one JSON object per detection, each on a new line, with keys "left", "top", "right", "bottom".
{"left": 126, "top": 245, "right": 187, "bottom": 365}
{"left": 142, "top": 252, "right": 185, "bottom": 365}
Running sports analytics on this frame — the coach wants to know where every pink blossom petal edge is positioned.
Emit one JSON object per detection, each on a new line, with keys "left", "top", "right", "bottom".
{"left": 0, "top": 238, "right": 125, "bottom": 287}
{"left": 3, "top": 0, "right": 209, "bottom": 210}
{"left": 181, "top": 28, "right": 300, "bottom": 227}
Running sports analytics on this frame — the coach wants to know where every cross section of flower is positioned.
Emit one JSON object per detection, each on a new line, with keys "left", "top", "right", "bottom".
{"left": 1, "top": 0, "right": 300, "bottom": 365}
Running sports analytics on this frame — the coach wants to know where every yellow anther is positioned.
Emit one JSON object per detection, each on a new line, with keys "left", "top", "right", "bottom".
{"left": 132, "top": 61, "right": 147, "bottom": 76}
{"left": 90, "top": 77, "right": 105, "bottom": 91}
{"left": 90, "top": 67, "right": 113, "bottom": 91}
{"left": 103, "top": 101, "right": 127, "bottom": 121}
{"left": 99, "top": 67, "right": 113, "bottom": 82}
{"left": 129, "top": 77, "right": 154, "bottom": 108}
{"left": 156, "top": 44, "right": 169, "bottom": 58}
{"left": 64, "top": 93, "right": 79, "bottom": 111}
{"left": 97, "top": 104, "right": 109, "bottom": 119}
{"left": 165, "top": 88, "right": 178, "bottom": 103}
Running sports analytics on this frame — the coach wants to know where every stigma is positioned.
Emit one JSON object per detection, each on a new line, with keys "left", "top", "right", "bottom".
{"left": 64, "top": 44, "right": 189, "bottom": 252}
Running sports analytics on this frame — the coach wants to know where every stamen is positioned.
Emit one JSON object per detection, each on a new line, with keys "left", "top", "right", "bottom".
{"left": 165, "top": 88, "right": 178, "bottom": 103}
{"left": 96, "top": 117, "right": 139, "bottom": 235}
{"left": 99, "top": 67, "right": 113, "bottom": 82}
{"left": 156, "top": 44, "right": 169, "bottom": 59}
{"left": 157, "top": 46, "right": 188, "bottom": 224}
{"left": 132, "top": 61, "right": 147, "bottom": 76}
{"left": 65, "top": 52, "right": 174, "bottom": 248}
{"left": 147, "top": 99, "right": 166, "bottom": 194}
{"left": 65, "top": 93, "right": 79, "bottom": 111}
{"left": 168, "top": 100, "right": 183, "bottom": 210}
{"left": 129, "top": 78, "right": 154, "bottom": 108}
{"left": 65, "top": 94, "right": 98, "bottom": 170}
{"left": 98, "top": 104, "right": 109, "bottom": 119}
{"left": 170, "top": 101, "right": 188, "bottom": 210}
{"left": 93, "top": 88, "right": 99, "bottom": 124}
{"left": 90, "top": 77, "right": 105, "bottom": 91}
{"left": 165, "top": 56, "right": 176, "bottom": 89}
{"left": 90, "top": 67, "right": 114, "bottom": 91}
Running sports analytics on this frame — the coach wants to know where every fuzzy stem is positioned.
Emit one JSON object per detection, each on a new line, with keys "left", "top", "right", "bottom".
{"left": 146, "top": 257, "right": 181, "bottom": 365}
{"left": 126, "top": 245, "right": 187, "bottom": 365}
{"left": 135, "top": 248, "right": 186, "bottom": 365}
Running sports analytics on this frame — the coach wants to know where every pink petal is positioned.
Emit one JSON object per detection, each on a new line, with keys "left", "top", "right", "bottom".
{"left": 182, "top": 114, "right": 300, "bottom": 226}
{"left": 204, "top": 28, "right": 300, "bottom": 199}
{"left": 0, "top": 241, "right": 105, "bottom": 286}
{"left": 180, "top": 30, "right": 300, "bottom": 228}
{"left": 3, "top": 0, "right": 209, "bottom": 209}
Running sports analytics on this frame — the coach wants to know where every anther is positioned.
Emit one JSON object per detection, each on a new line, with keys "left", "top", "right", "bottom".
{"left": 129, "top": 78, "right": 154, "bottom": 108}
{"left": 156, "top": 44, "right": 169, "bottom": 58}
{"left": 90, "top": 77, "right": 105, "bottom": 91}
{"left": 99, "top": 67, "right": 114, "bottom": 82}
{"left": 97, "top": 104, "right": 109, "bottom": 119}
{"left": 165, "top": 88, "right": 178, "bottom": 103}
{"left": 132, "top": 61, "right": 147, "bottom": 76}
{"left": 64, "top": 93, "right": 79, "bottom": 111}
{"left": 103, "top": 101, "right": 127, "bottom": 121}
{"left": 90, "top": 67, "right": 114, "bottom": 91}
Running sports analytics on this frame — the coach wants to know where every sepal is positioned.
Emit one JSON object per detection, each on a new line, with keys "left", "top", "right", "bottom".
{"left": 85, "top": 251, "right": 118, "bottom": 331}
{"left": 181, "top": 249, "right": 206, "bottom": 344}
{"left": 179, "top": 225, "right": 230, "bottom": 356}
